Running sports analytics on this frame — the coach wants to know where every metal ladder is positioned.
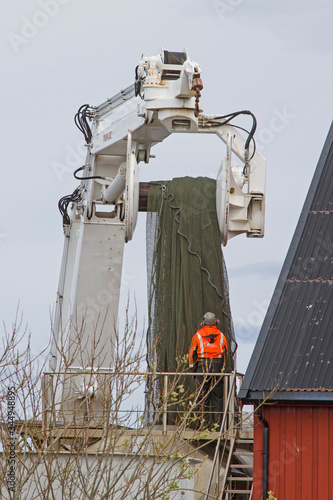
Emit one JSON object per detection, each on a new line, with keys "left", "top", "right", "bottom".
{"left": 222, "top": 434, "right": 253, "bottom": 499}
{"left": 204, "top": 371, "right": 253, "bottom": 500}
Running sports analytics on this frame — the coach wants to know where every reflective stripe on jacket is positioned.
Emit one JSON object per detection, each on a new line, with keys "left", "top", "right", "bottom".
{"left": 189, "top": 325, "right": 228, "bottom": 365}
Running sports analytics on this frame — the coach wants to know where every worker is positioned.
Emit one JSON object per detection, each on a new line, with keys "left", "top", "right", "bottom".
{"left": 189, "top": 312, "right": 228, "bottom": 428}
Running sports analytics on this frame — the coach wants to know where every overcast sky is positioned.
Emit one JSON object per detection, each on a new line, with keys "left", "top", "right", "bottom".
{"left": 1, "top": 0, "right": 332, "bottom": 374}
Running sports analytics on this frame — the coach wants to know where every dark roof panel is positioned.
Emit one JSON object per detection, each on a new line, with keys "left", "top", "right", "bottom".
{"left": 239, "top": 121, "right": 333, "bottom": 403}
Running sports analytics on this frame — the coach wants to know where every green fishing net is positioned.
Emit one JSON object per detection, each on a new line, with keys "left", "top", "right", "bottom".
{"left": 145, "top": 176, "right": 236, "bottom": 423}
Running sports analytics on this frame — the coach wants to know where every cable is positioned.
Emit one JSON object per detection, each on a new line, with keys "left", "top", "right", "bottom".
{"left": 73, "top": 166, "right": 105, "bottom": 181}
{"left": 58, "top": 186, "right": 82, "bottom": 226}
{"left": 134, "top": 65, "right": 140, "bottom": 96}
{"left": 134, "top": 64, "right": 145, "bottom": 99}
{"left": 206, "top": 109, "right": 257, "bottom": 160}
{"left": 74, "top": 104, "right": 94, "bottom": 144}
{"left": 228, "top": 124, "right": 257, "bottom": 161}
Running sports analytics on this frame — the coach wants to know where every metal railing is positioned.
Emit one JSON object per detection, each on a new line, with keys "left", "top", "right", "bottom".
{"left": 42, "top": 370, "right": 244, "bottom": 436}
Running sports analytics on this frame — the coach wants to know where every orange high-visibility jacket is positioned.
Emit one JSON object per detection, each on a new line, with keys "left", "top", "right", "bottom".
{"left": 189, "top": 325, "right": 228, "bottom": 365}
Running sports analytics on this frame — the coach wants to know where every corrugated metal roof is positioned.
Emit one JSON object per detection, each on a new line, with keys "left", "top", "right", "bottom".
{"left": 239, "top": 121, "right": 333, "bottom": 403}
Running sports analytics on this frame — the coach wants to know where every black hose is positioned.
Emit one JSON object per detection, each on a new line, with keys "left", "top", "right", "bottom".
{"left": 74, "top": 104, "right": 93, "bottom": 144}
{"left": 58, "top": 186, "right": 82, "bottom": 226}
{"left": 256, "top": 406, "right": 269, "bottom": 500}
{"left": 73, "top": 166, "right": 105, "bottom": 181}
{"left": 206, "top": 109, "right": 257, "bottom": 160}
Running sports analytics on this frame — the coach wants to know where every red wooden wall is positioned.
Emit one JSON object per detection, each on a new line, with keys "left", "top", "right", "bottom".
{"left": 253, "top": 404, "right": 333, "bottom": 500}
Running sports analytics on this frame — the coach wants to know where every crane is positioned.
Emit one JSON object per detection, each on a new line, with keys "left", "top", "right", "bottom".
{"left": 49, "top": 48, "right": 266, "bottom": 427}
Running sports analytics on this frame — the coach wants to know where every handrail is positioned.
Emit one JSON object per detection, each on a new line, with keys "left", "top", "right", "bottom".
{"left": 44, "top": 370, "right": 245, "bottom": 376}
{"left": 42, "top": 371, "right": 243, "bottom": 436}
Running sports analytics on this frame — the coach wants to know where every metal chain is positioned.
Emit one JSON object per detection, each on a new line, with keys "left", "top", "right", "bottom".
{"left": 192, "top": 74, "right": 203, "bottom": 118}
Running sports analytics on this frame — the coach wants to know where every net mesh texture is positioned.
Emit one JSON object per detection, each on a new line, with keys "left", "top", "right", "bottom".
{"left": 145, "top": 176, "right": 237, "bottom": 423}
